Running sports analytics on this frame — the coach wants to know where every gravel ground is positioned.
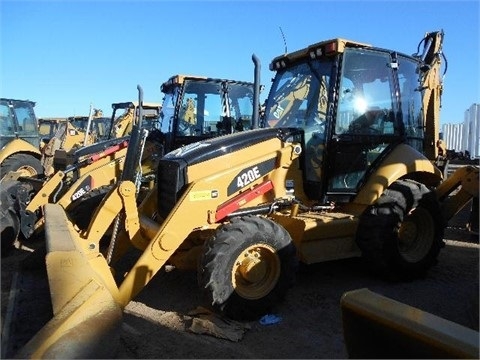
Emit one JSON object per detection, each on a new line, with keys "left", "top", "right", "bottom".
{"left": 1, "top": 205, "right": 478, "bottom": 359}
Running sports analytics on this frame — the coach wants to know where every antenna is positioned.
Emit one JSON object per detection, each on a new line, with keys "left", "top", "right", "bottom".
{"left": 279, "top": 26, "right": 287, "bottom": 54}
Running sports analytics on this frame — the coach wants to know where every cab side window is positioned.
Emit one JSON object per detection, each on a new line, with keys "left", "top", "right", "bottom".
{"left": 0, "top": 103, "right": 15, "bottom": 134}
{"left": 398, "top": 56, "right": 424, "bottom": 152}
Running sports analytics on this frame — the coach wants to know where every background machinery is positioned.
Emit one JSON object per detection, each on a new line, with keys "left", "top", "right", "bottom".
{"left": 38, "top": 108, "right": 109, "bottom": 151}
{"left": 0, "top": 98, "right": 43, "bottom": 178}
{"left": 38, "top": 117, "right": 68, "bottom": 150}
{"left": 9, "top": 33, "right": 479, "bottom": 358}
{"left": 0, "top": 100, "right": 162, "bottom": 255}
{"left": 40, "top": 108, "right": 112, "bottom": 176}
{"left": 0, "top": 72, "right": 259, "bottom": 256}
{"left": 158, "top": 74, "right": 257, "bottom": 152}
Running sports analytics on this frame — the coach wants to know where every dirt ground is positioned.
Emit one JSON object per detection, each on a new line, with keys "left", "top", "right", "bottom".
{"left": 1, "top": 207, "right": 479, "bottom": 359}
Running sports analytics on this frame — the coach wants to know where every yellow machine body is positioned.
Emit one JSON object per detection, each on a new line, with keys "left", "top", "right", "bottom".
{"left": 12, "top": 31, "right": 480, "bottom": 358}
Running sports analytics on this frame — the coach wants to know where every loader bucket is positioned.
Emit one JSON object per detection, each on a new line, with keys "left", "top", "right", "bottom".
{"left": 15, "top": 204, "right": 123, "bottom": 359}
{"left": 341, "top": 288, "right": 479, "bottom": 359}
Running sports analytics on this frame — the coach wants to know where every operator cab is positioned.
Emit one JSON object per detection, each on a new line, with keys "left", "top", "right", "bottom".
{"left": 0, "top": 98, "right": 39, "bottom": 149}
{"left": 263, "top": 39, "right": 424, "bottom": 203}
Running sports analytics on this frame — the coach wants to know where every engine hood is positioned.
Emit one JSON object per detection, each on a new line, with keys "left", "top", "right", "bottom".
{"left": 163, "top": 127, "right": 297, "bottom": 166}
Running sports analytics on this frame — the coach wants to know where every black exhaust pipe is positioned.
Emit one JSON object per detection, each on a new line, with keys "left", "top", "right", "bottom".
{"left": 121, "top": 85, "right": 144, "bottom": 182}
{"left": 252, "top": 53, "right": 261, "bottom": 129}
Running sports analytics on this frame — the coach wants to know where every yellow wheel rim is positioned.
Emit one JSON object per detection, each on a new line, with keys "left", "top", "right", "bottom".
{"left": 16, "top": 165, "right": 38, "bottom": 177}
{"left": 231, "top": 243, "right": 281, "bottom": 300}
{"left": 398, "top": 207, "right": 434, "bottom": 262}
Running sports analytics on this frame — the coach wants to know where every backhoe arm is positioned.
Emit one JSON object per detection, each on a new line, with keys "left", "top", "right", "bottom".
{"left": 418, "top": 31, "right": 445, "bottom": 160}
{"left": 435, "top": 165, "right": 479, "bottom": 223}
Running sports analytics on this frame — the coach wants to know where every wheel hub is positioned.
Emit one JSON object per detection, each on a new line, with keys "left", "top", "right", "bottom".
{"left": 232, "top": 244, "right": 281, "bottom": 300}
{"left": 399, "top": 220, "right": 418, "bottom": 247}
{"left": 398, "top": 208, "right": 434, "bottom": 262}
{"left": 238, "top": 251, "right": 267, "bottom": 283}
{"left": 17, "top": 165, "right": 38, "bottom": 177}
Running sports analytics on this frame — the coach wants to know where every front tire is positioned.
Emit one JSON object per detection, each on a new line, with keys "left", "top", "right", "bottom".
{"left": 356, "top": 179, "right": 444, "bottom": 280}
{"left": 1, "top": 153, "right": 43, "bottom": 179}
{"left": 198, "top": 215, "right": 298, "bottom": 320}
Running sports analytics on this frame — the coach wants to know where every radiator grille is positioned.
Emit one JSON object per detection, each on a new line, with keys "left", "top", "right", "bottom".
{"left": 156, "top": 158, "right": 188, "bottom": 219}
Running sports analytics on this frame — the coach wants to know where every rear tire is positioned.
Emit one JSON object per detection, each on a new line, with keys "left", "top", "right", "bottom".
{"left": 0, "top": 154, "right": 43, "bottom": 178}
{"left": 198, "top": 215, "right": 298, "bottom": 320}
{"left": 356, "top": 179, "right": 444, "bottom": 280}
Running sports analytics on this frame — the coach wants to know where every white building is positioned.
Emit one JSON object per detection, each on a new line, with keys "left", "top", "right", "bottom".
{"left": 442, "top": 122, "right": 463, "bottom": 152}
{"left": 463, "top": 103, "right": 480, "bottom": 158}
{"left": 441, "top": 103, "right": 480, "bottom": 159}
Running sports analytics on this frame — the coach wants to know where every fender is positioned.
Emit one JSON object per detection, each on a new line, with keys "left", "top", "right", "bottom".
{"left": 354, "top": 143, "right": 443, "bottom": 206}
{"left": 0, "top": 138, "right": 41, "bottom": 163}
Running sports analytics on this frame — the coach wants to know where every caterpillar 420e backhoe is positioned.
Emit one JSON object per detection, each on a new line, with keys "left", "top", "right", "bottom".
{"left": 10, "top": 31, "right": 478, "bottom": 358}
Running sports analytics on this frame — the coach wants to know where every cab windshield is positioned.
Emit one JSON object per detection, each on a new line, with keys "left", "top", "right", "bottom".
{"left": 264, "top": 59, "right": 333, "bottom": 185}
{"left": 264, "top": 59, "right": 333, "bottom": 132}
{"left": 0, "top": 101, "right": 16, "bottom": 136}
{"left": 0, "top": 100, "right": 37, "bottom": 137}
{"left": 0, "top": 99, "right": 39, "bottom": 149}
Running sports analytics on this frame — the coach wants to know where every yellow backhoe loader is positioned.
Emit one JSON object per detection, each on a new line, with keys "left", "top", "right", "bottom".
{"left": 38, "top": 117, "right": 68, "bottom": 150}
{"left": 158, "top": 73, "right": 259, "bottom": 151}
{"left": 0, "top": 98, "right": 43, "bottom": 178}
{"left": 8, "top": 33, "right": 478, "bottom": 358}
{"left": 38, "top": 111, "right": 107, "bottom": 152}
{"left": 40, "top": 107, "right": 111, "bottom": 176}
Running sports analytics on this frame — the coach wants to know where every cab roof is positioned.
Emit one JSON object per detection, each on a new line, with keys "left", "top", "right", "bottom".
{"left": 161, "top": 74, "right": 253, "bottom": 89}
{"left": 269, "top": 38, "right": 372, "bottom": 70}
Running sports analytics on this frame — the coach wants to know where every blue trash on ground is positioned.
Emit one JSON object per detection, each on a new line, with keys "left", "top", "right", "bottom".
{"left": 259, "top": 314, "right": 282, "bottom": 325}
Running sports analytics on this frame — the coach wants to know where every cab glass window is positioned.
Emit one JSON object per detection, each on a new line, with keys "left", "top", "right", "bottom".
{"left": 160, "top": 89, "right": 178, "bottom": 134}
{"left": 14, "top": 103, "right": 37, "bottom": 135}
{"left": 329, "top": 49, "right": 398, "bottom": 193}
{"left": 398, "top": 55, "right": 424, "bottom": 151}
{"left": 0, "top": 102, "right": 15, "bottom": 135}
{"left": 264, "top": 60, "right": 331, "bottom": 131}
{"left": 335, "top": 49, "right": 396, "bottom": 136}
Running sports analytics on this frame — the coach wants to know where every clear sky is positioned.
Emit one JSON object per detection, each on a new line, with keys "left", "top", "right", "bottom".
{"left": 1, "top": 0, "right": 479, "bottom": 124}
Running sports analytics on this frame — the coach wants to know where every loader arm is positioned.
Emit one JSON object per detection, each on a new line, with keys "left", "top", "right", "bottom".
{"left": 18, "top": 141, "right": 128, "bottom": 238}
{"left": 15, "top": 140, "right": 300, "bottom": 358}
{"left": 84, "top": 141, "right": 301, "bottom": 306}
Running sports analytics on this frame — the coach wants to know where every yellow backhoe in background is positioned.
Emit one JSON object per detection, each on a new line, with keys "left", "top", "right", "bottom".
{"left": 5, "top": 31, "right": 479, "bottom": 358}
{"left": 0, "top": 100, "right": 163, "bottom": 255}
{"left": 0, "top": 98, "right": 43, "bottom": 178}
{"left": 38, "top": 108, "right": 109, "bottom": 151}
{"left": 40, "top": 107, "right": 112, "bottom": 176}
